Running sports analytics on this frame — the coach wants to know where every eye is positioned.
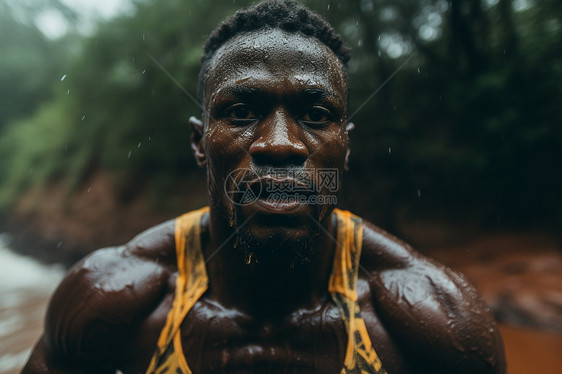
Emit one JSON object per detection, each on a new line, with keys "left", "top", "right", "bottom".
{"left": 226, "top": 104, "right": 257, "bottom": 123}
{"left": 301, "top": 106, "right": 332, "bottom": 125}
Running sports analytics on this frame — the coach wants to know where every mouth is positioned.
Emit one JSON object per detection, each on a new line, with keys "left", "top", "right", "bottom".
{"left": 245, "top": 176, "right": 313, "bottom": 215}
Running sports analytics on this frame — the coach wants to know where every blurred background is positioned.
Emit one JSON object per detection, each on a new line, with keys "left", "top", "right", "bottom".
{"left": 0, "top": 0, "right": 560, "bottom": 372}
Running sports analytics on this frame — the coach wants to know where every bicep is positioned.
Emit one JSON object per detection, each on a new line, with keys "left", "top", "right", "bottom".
{"left": 29, "top": 247, "right": 169, "bottom": 372}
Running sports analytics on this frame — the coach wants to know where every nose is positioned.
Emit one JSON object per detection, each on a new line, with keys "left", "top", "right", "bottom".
{"left": 249, "top": 109, "right": 308, "bottom": 167}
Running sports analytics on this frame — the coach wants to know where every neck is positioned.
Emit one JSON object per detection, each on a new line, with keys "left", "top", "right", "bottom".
{"left": 203, "top": 207, "right": 336, "bottom": 317}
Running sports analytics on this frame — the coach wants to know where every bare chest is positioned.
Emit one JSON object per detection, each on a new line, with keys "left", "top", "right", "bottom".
{"left": 179, "top": 298, "right": 348, "bottom": 374}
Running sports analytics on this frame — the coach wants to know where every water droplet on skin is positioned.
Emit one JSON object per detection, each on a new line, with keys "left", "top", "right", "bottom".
{"left": 245, "top": 251, "right": 253, "bottom": 264}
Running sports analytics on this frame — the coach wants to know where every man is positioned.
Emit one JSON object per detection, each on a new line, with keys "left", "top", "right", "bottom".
{"left": 23, "top": 1, "right": 506, "bottom": 373}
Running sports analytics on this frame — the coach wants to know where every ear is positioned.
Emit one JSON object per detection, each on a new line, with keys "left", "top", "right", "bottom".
{"left": 189, "top": 116, "right": 207, "bottom": 167}
{"left": 343, "top": 122, "right": 355, "bottom": 171}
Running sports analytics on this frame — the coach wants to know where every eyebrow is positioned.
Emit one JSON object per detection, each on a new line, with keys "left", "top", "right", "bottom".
{"left": 217, "top": 85, "right": 341, "bottom": 105}
{"left": 296, "top": 88, "right": 339, "bottom": 101}
{"left": 218, "top": 85, "right": 260, "bottom": 99}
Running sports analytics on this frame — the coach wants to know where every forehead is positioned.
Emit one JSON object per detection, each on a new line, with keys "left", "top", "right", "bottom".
{"left": 204, "top": 29, "right": 347, "bottom": 106}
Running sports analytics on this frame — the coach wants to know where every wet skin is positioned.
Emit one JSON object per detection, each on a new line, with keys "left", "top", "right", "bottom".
{"left": 23, "top": 30, "right": 506, "bottom": 374}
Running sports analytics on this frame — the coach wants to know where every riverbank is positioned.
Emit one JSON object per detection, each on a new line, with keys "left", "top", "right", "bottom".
{"left": 0, "top": 172, "right": 208, "bottom": 267}
{"left": 423, "top": 230, "right": 562, "bottom": 332}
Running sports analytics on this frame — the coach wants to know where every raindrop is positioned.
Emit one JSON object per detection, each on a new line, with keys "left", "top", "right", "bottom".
{"left": 388, "top": 147, "right": 391, "bottom": 154}
{"left": 128, "top": 150, "right": 132, "bottom": 159}
{"left": 66, "top": 89, "right": 70, "bottom": 95}
{"left": 148, "top": 136, "right": 152, "bottom": 141}
{"left": 417, "top": 189, "right": 421, "bottom": 197}
{"left": 377, "top": 50, "right": 382, "bottom": 57}
{"left": 87, "top": 186, "right": 91, "bottom": 193}
{"left": 142, "top": 69, "right": 147, "bottom": 74}
{"left": 81, "top": 115, "right": 86, "bottom": 120}
{"left": 60, "top": 74, "right": 67, "bottom": 81}
{"left": 137, "top": 142, "right": 142, "bottom": 148}
{"left": 327, "top": 4, "right": 330, "bottom": 10}
{"left": 357, "top": 39, "right": 363, "bottom": 47}
{"left": 417, "top": 67, "right": 421, "bottom": 73}
{"left": 142, "top": 33, "right": 145, "bottom": 41}
{"left": 57, "top": 241, "right": 63, "bottom": 248}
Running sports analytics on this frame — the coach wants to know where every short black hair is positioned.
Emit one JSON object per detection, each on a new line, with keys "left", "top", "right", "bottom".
{"left": 198, "top": 0, "right": 351, "bottom": 107}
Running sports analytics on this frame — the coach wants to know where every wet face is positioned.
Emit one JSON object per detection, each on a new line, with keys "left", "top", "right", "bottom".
{"left": 196, "top": 29, "right": 350, "bottom": 264}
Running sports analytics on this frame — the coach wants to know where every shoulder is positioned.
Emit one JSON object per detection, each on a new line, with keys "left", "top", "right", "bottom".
{"left": 359, "top": 219, "right": 506, "bottom": 374}
{"left": 43, "top": 219, "right": 176, "bottom": 368}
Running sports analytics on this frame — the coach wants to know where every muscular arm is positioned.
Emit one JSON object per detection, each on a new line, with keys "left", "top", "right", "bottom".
{"left": 362, "top": 223, "right": 506, "bottom": 374}
{"left": 23, "top": 221, "right": 176, "bottom": 373}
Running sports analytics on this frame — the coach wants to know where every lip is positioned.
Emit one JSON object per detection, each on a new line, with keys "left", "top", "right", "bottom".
{"left": 244, "top": 176, "right": 312, "bottom": 215}
{"left": 251, "top": 195, "right": 307, "bottom": 214}
{"left": 247, "top": 176, "right": 310, "bottom": 192}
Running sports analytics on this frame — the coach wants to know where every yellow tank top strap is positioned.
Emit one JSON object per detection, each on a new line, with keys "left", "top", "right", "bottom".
{"left": 145, "top": 206, "right": 209, "bottom": 374}
{"left": 330, "top": 209, "right": 387, "bottom": 374}
{"left": 145, "top": 207, "right": 387, "bottom": 374}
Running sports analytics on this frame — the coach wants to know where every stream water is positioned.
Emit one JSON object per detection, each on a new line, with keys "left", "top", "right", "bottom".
{"left": 0, "top": 234, "right": 64, "bottom": 374}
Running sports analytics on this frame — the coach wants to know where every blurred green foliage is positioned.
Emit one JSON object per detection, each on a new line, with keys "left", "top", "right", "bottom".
{"left": 0, "top": 0, "right": 560, "bottom": 229}
{"left": 0, "top": 4, "right": 69, "bottom": 129}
